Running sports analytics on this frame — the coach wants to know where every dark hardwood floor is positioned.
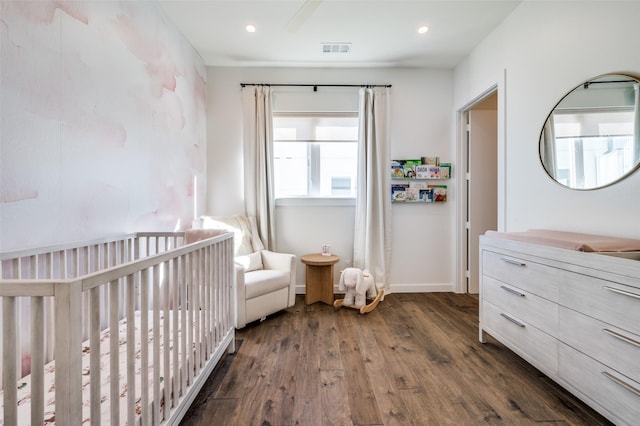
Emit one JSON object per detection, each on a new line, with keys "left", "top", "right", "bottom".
{"left": 180, "top": 293, "right": 612, "bottom": 426}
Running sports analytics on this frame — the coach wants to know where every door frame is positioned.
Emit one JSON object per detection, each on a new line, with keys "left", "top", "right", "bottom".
{"left": 455, "top": 75, "right": 506, "bottom": 294}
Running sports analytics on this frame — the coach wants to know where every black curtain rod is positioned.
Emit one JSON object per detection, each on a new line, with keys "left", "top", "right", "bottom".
{"left": 240, "top": 83, "right": 391, "bottom": 90}
{"left": 584, "top": 79, "right": 636, "bottom": 88}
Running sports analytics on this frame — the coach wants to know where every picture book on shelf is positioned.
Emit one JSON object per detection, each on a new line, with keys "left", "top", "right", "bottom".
{"left": 391, "top": 183, "right": 409, "bottom": 202}
{"left": 427, "top": 165, "right": 441, "bottom": 179}
{"left": 428, "top": 185, "right": 447, "bottom": 202}
{"left": 414, "top": 165, "right": 430, "bottom": 179}
{"left": 422, "top": 156, "right": 440, "bottom": 166}
{"left": 439, "top": 162, "right": 451, "bottom": 179}
{"left": 404, "top": 187, "right": 421, "bottom": 202}
{"left": 391, "top": 165, "right": 404, "bottom": 178}
{"left": 390, "top": 159, "right": 422, "bottom": 179}
{"left": 419, "top": 188, "right": 434, "bottom": 202}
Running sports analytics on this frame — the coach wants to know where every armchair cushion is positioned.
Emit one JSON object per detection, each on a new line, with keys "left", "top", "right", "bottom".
{"left": 244, "top": 269, "right": 290, "bottom": 299}
{"left": 236, "top": 251, "right": 263, "bottom": 272}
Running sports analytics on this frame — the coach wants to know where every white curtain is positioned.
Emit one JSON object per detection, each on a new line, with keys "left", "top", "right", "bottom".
{"left": 634, "top": 83, "right": 640, "bottom": 164}
{"left": 353, "top": 87, "right": 391, "bottom": 289}
{"left": 540, "top": 114, "right": 557, "bottom": 179}
{"left": 241, "top": 85, "right": 276, "bottom": 250}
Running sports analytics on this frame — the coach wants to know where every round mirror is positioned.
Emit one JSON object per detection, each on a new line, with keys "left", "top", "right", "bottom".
{"left": 539, "top": 73, "right": 640, "bottom": 190}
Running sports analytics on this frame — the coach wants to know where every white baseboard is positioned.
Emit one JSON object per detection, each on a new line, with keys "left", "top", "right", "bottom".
{"left": 387, "top": 283, "right": 455, "bottom": 293}
{"left": 296, "top": 283, "right": 454, "bottom": 294}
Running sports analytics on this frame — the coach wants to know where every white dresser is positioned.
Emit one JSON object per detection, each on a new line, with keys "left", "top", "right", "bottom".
{"left": 479, "top": 235, "right": 640, "bottom": 425}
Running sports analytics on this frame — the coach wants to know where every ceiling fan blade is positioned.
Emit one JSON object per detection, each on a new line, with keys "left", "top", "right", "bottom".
{"left": 285, "top": 0, "right": 323, "bottom": 33}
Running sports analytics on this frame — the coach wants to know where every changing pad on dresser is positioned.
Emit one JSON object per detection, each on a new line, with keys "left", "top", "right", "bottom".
{"left": 484, "top": 229, "right": 640, "bottom": 252}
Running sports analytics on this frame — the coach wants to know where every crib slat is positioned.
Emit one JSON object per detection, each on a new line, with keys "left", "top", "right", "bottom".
{"left": 89, "top": 286, "right": 101, "bottom": 426}
{"left": 163, "top": 257, "right": 171, "bottom": 418}
{"left": 226, "top": 238, "right": 235, "bottom": 344}
{"left": 45, "top": 253, "right": 55, "bottom": 363}
{"left": 135, "top": 236, "right": 141, "bottom": 261}
{"left": 61, "top": 250, "right": 67, "bottom": 279}
{"left": 30, "top": 296, "right": 45, "bottom": 425}
{"left": 54, "top": 280, "right": 83, "bottom": 425}
{"left": 126, "top": 273, "right": 136, "bottom": 426}
{"left": 152, "top": 263, "right": 161, "bottom": 425}
{"left": 109, "top": 279, "right": 120, "bottom": 423}
{"left": 203, "top": 246, "right": 210, "bottom": 358}
{"left": 172, "top": 256, "right": 181, "bottom": 407}
{"left": 72, "top": 248, "right": 79, "bottom": 278}
{"left": 141, "top": 268, "right": 150, "bottom": 425}
{"left": 215, "top": 245, "right": 222, "bottom": 344}
{"left": 13, "top": 259, "right": 22, "bottom": 381}
{"left": 194, "top": 249, "right": 201, "bottom": 372}
{"left": 180, "top": 254, "right": 188, "bottom": 393}
{"left": 3, "top": 296, "right": 18, "bottom": 426}
{"left": 187, "top": 252, "right": 194, "bottom": 385}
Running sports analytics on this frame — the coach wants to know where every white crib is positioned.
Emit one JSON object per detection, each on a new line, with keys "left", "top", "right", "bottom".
{"left": 0, "top": 231, "right": 235, "bottom": 425}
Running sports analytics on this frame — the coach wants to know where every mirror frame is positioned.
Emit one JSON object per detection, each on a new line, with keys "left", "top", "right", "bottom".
{"left": 539, "top": 73, "right": 640, "bottom": 190}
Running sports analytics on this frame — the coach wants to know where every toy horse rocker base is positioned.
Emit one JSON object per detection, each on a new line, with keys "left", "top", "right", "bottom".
{"left": 334, "top": 267, "right": 384, "bottom": 314}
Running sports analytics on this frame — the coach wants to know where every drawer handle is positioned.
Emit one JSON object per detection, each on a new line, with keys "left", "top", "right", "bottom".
{"left": 603, "top": 285, "right": 640, "bottom": 301}
{"left": 500, "top": 257, "right": 526, "bottom": 267}
{"left": 602, "top": 371, "right": 640, "bottom": 398}
{"left": 500, "top": 313, "right": 525, "bottom": 328}
{"left": 602, "top": 328, "right": 640, "bottom": 349}
{"left": 500, "top": 285, "right": 525, "bottom": 297}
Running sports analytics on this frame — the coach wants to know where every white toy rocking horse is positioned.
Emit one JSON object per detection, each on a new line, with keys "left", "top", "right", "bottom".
{"left": 333, "top": 267, "right": 384, "bottom": 314}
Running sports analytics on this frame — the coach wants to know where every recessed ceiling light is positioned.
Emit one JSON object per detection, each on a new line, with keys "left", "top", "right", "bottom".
{"left": 418, "top": 25, "right": 429, "bottom": 35}
{"left": 245, "top": 24, "right": 256, "bottom": 33}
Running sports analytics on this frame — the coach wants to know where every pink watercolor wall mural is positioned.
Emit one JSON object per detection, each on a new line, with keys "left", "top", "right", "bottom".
{"left": 0, "top": 1, "right": 206, "bottom": 251}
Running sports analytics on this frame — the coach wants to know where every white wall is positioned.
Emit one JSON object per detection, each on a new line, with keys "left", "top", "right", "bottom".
{"left": 0, "top": 1, "right": 207, "bottom": 251}
{"left": 207, "top": 67, "right": 456, "bottom": 291}
{"left": 455, "top": 1, "right": 640, "bottom": 239}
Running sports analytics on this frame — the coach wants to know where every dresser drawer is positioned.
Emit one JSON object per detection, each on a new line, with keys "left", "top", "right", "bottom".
{"left": 482, "top": 300, "right": 557, "bottom": 375}
{"left": 483, "top": 275, "right": 557, "bottom": 337}
{"left": 482, "top": 250, "right": 559, "bottom": 301}
{"left": 558, "top": 270, "right": 640, "bottom": 336}
{"left": 559, "top": 343, "right": 640, "bottom": 426}
{"left": 559, "top": 307, "right": 640, "bottom": 383}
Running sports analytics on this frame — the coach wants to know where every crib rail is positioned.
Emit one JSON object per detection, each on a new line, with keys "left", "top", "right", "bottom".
{"left": 0, "top": 231, "right": 235, "bottom": 425}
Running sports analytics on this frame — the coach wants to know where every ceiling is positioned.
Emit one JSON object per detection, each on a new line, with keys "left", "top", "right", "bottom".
{"left": 159, "top": 0, "right": 522, "bottom": 69}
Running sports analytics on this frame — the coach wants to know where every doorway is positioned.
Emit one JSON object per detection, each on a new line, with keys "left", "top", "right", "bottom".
{"left": 458, "top": 90, "right": 498, "bottom": 294}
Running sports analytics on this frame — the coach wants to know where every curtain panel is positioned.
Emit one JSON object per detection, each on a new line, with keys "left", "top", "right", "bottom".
{"left": 353, "top": 87, "right": 391, "bottom": 289}
{"left": 241, "top": 85, "right": 276, "bottom": 250}
{"left": 541, "top": 114, "right": 557, "bottom": 179}
{"left": 634, "top": 83, "right": 640, "bottom": 164}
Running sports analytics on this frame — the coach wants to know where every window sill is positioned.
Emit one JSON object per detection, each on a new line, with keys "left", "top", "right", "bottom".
{"left": 275, "top": 197, "right": 356, "bottom": 207}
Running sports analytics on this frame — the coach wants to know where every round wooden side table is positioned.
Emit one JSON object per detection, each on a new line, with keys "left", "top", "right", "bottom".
{"left": 301, "top": 253, "right": 340, "bottom": 305}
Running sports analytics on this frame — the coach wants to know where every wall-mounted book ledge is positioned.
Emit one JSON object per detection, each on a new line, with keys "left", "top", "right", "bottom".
{"left": 390, "top": 157, "right": 451, "bottom": 203}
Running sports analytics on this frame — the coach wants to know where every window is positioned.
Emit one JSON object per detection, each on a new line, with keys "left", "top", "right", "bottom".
{"left": 273, "top": 113, "right": 358, "bottom": 198}
{"left": 552, "top": 109, "right": 635, "bottom": 187}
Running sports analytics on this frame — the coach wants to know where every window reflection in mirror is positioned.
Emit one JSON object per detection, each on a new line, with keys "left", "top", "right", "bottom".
{"left": 540, "top": 74, "right": 640, "bottom": 190}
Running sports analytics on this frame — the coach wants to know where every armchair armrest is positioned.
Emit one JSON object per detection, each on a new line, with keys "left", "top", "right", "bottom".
{"left": 234, "top": 263, "right": 245, "bottom": 328}
{"left": 260, "top": 250, "right": 297, "bottom": 308}
{"left": 260, "top": 250, "right": 295, "bottom": 271}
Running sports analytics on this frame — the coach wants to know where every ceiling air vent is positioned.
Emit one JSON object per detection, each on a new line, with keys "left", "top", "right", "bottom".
{"left": 322, "top": 42, "right": 351, "bottom": 54}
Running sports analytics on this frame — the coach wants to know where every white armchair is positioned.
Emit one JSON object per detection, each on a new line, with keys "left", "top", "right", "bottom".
{"left": 187, "top": 215, "right": 296, "bottom": 329}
